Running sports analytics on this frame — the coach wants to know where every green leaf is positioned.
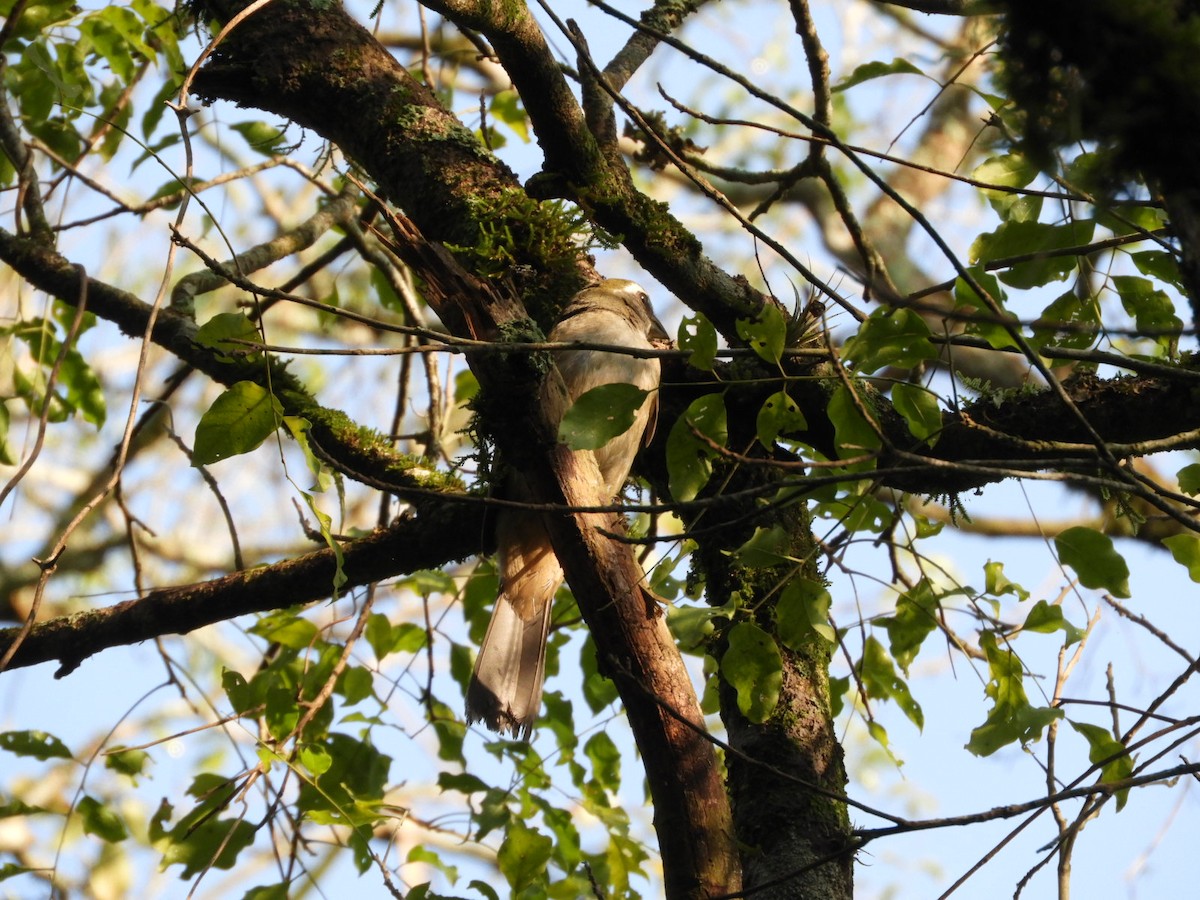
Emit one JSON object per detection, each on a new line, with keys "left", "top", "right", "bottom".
{"left": 891, "top": 382, "right": 941, "bottom": 446}
{"left": 558, "top": 383, "right": 651, "bottom": 451}
{"left": 1177, "top": 463, "right": 1200, "bottom": 496}
{"left": 230, "top": 121, "right": 288, "bottom": 155}
{"left": 720, "top": 622, "right": 782, "bottom": 723}
{"left": 1069, "top": 720, "right": 1133, "bottom": 811}
{"left": 1112, "top": 275, "right": 1183, "bottom": 353}
{"left": 193, "top": 381, "right": 283, "bottom": 465}
{"left": 755, "top": 390, "right": 807, "bottom": 448}
{"left": 243, "top": 885, "right": 291, "bottom": 900}
{"left": 843, "top": 308, "right": 936, "bottom": 374}
{"left": 222, "top": 669, "right": 262, "bottom": 716}
{"left": 1054, "top": 526, "right": 1131, "bottom": 598}
{"left": 730, "top": 525, "right": 793, "bottom": 568}
{"left": 880, "top": 579, "right": 941, "bottom": 674}
{"left": 665, "top": 393, "right": 727, "bottom": 502}
{"left": 0, "top": 402, "right": 14, "bottom": 466}
{"left": 497, "top": 820, "right": 553, "bottom": 891}
{"left": 665, "top": 602, "right": 720, "bottom": 652}
{"left": 1163, "top": 534, "right": 1200, "bottom": 582}
{"left": 775, "top": 578, "right": 834, "bottom": 648}
{"left": 952, "top": 267, "right": 1022, "bottom": 352}
{"left": 584, "top": 731, "right": 621, "bottom": 793}
{"left": 984, "top": 560, "right": 1029, "bottom": 601}
{"left": 336, "top": 666, "right": 374, "bottom": 705}
{"left": 77, "top": 795, "right": 128, "bottom": 842}
{"left": 298, "top": 743, "right": 333, "bottom": 777}
{"left": 1022, "top": 600, "right": 1083, "bottom": 644}
{"left": 196, "top": 312, "right": 261, "bottom": 363}
{"left": 105, "top": 747, "right": 151, "bottom": 780}
{"left": 0, "top": 729, "right": 73, "bottom": 760}
{"left": 973, "top": 153, "right": 1041, "bottom": 222}
{"left": 490, "top": 90, "right": 529, "bottom": 143}
{"left": 1131, "top": 249, "right": 1185, "bottom": 293}
{"left": 858, "top": 636, "right": 923, "bottom": 729}
{"left": 736, "top": 303, "right": 787, "bottom": 364}
{"left": 282, "top": 416, "right": 332, "bottom": 492}
{"left": 153, "top": 805, "right": 256, "bottom": 878}
{"left": 57, "top": 348, "right": 106, "bottom": 427}
{"left": 250, "top": 609, "right": 319, "bottom": 649}
{"left": 967, "top": 631, "right": 1062, "bottom": 756}
{"left": 970, "top": 220, "right": 1095, "bottom": 289}
{"left": 678, "top": 312, "right": 718, "bottom": 371}
{"left": 832, "top": 57, "right": 923, "bottom": 93}
{"left": 828, "top": 384, "right": 881, "bottom": 467}
{"left": 1031, "top": 290, "right": 1101, "bottom": 351}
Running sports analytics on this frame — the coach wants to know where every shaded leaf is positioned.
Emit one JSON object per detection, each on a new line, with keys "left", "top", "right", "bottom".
{"left": 0, "top": 729, "right": 72, "bottom": 760}
{"left": 666, "top": 393, "right": 727, "bottom": 501}
{"left": 558, "top": 383, "right": 650, "bottom": 451}
{"left": 756, "top": 389, "right": 807, "bottom": 448}
{"left": 78, "top": 795, "right": 128, "bottom": 842}
{"left": 833, "top": 57, "right": 923, "bottom": 93}
{"left": 891, "top": 382, "right": 941, "bottom": 445}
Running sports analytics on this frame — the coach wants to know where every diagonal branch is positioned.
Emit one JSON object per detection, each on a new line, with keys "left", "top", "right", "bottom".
{"left": 0, "top": 505, "right": 484, "bottom": 675}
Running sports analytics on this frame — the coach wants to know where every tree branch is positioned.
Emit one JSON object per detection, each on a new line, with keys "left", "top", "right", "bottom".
{"left": 0, "top": 506, "right": 484, "bottom": 675}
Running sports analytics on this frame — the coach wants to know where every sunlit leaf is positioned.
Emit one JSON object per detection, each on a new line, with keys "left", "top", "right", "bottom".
{"left": 967, "top": 632, "right": 1062, "bottom": 756}
{"left": 1022, "top": 600, "right": 1083, "bottom": 644}
{"left": 720, "top": 622, "right": 782, "bottom": 723}
{"left": 736, "top": 303, "right": 787, "bottom": 364}
{"left": 775, "top": 578, "right": 834, "bottom": 648}
{"left": 678, "top": 312, "right": 718, "bottom": 371}
{"left": 858, "top": 636, "right": 923, "bottom": 729}
{"left": 1163, "top": 534, "right": 1200, "bottom": 582}
{"left": 1070, "top": 720, "right": 1133, "bottom": 811}
{"left": 497, "top": 820, "right": 552, "bottom": 891}
{"left": 193, "top": 381, "right": 283, "bottom": 465}
{"left": 1055, "top": 526, "right": 1131, "bottom": 598}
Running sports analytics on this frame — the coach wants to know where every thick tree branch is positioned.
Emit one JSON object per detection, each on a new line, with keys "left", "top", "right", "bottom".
{"left": 0, "top": 506, "right": 484, "bottom": 675}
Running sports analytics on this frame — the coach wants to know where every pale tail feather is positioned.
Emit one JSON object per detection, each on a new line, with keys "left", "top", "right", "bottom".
{"left": 466, "top": 593, "right": 554, "bottom": 739}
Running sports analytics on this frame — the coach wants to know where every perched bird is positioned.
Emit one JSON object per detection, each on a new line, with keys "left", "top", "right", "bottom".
{"left": 466, "top": 279, "right": 668, "bottom": 738}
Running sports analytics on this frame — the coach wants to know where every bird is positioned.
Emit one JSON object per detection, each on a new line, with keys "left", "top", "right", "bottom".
{"left": 466, "top": 278, "right": 668, "bottom": 738}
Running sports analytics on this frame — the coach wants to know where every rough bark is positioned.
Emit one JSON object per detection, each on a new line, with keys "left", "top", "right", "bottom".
{"left": 187, "top": 4, "right": 741, "bottom": 893}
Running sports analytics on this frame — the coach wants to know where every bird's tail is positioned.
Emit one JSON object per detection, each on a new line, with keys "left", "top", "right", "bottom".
{"left": 465, "top": 592, "right": 554, "bottom": 739}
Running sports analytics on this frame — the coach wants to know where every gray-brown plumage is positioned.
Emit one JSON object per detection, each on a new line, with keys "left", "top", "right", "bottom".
{"left": 466, "top": 279, "right": 667, "bottom": 738}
